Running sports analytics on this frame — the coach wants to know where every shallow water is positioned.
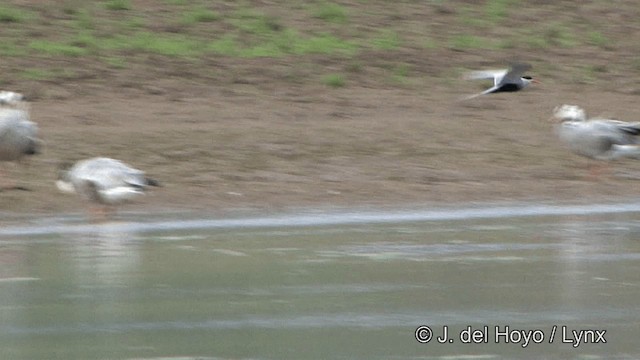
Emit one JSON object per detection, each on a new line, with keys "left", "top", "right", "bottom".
{"left": 1, "top": 203, "right": 640, "bottom": 359}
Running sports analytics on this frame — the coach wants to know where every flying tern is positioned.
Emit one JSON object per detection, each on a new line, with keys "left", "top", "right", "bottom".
{"left": 463, "top": 63, "right": 538, "bottom": 99}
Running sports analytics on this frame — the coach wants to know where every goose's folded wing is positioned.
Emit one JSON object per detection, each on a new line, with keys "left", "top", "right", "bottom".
{"left": 610, "top": 121, "right": 640, "bottom": 136}
{"left": 583, "top": 120, "right": 640, "bottom": 145}
{"left": 588, "top": 119, "right": 640, "bottom": 136}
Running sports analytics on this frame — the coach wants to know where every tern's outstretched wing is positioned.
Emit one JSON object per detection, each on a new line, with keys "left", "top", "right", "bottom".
{"left": 462, "top": 85, "right": 502, "bottom": 100}
{"left": 464, "top": 69, "right": 507, "bottom": 86}
{"left": 499, "top": 63, "right": 532, "bottom": 85}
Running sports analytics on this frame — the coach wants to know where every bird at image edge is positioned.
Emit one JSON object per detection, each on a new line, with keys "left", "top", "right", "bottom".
{"left": 551, "top": 104, "right": 640, "bottom": 178}
{"left": 0, "top": 91, "right": 41, "bottom": 190}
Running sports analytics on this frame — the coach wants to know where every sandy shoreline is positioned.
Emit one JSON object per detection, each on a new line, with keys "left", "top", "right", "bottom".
{"left": 3, "top": 85, "right": 640, "bottom": 218}
{"left": 4, "top": 198, "right": 640, "bottom": 237}
{"left": 2, "top": 1, "right": 640, "bottom": 219}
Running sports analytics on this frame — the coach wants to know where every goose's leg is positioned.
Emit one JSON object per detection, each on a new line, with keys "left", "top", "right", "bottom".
{"left": 88, "top": 205, "right": 110, "bottom": 223}
{"left": 0, "top": 164, "right": 16, "bottom": 190}
{"left": 586, "top": 162, "right": 611, "bottom": 181}
{"left": 0, "top": 162, "right": 29, "bottom": 191}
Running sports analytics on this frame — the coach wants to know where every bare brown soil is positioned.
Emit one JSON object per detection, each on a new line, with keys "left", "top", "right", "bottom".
{"left": 3, "top": 1, "right": 640, "bottom": 216}
{"left": 3, "top": 81, "right": 639, "bottom": 216}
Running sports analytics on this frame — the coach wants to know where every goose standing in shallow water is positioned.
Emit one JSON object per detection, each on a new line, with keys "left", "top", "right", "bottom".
{"left": 0, "top": 91, "right": 41, "bottom": 190}
{"left": 551, "top": 104, "right": 640, "bottom": 177}
{"left": 56, "top": 157, "right": 160, "bottom": 218}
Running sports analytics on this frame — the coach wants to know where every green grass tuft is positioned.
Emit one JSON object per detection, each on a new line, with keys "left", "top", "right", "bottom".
{"left": 345, "top": 61, "right": 363, "bottom": 73}
{"left": 313, "top": 2, "right": 348, "bottom": 24}
{"left": 0, "top": 41, "right": 27, "bottom": 56}
{"left": 230, "top": 12, "right": 283, "bottom": 35}
{"left": 20, "top": 68, "right": 55, "bottom": 81}
{"left": 390, "top": 64, "right": 411, "bottom": 85}
{"left": 484, "top": 0, "right": 517, "bottom": 23}
{"left": 323, "top": 73, "right": 346, "bottom": 87}
{"left": 291, "top": 32, "right": 357, "bottom": 55}
{"left": 119, "top": 32, "right": 202, "bottom": 57}
{"left": 543, "top": 24, "right": 577, "bottom": 47}
{"left": 371, "top": 29, "right": 401, "bottom": 50}
{"left": 182, "top": 7, "right": 220, "bottom": 24}
{"left": 20, "top": 68, "right": 75, "bottom": 81}
{"left": 458, "top": 6, "right": 488, "bottom": 27}
{"left": 73, "top": 9, "right": 94, "bottom": 30}
{"left": 104, "top": 0, "right": 131, "bottom": 11}
{"left": 29, "top": 40, "right": 88, "bottom": 57}
{"left": 103, "top": 56, "right": 127, "bottom": 69}
{"left": 206, "top": 30, "right": 357, "bottom": 58}
{"left": 206, "top": 35, "right": 240, "bottom": 57}
{"left": 448, "top": 34, "right": 493, "bottom": 50}
{"left": 422, "top": 37, "right": 438, "bottom": 49}
{"left": 587, "top": 30, "right": 610, "bottom": 49}
{"left": 71, "top": 31, "right": 99, "bottom": 50}
{"left": 0, "top": 5, "right": 29, "bottom": 23}
{"left": 124, "top": 16, "right": 146, "bottom": 29}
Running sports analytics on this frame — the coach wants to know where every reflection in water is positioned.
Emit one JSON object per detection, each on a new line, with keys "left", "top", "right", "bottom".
{"left": 549, "top": 216, "right": 640, "bottom": 320}
{"left": 0, "top": 207, "right": 639, "bottom": 359}
{"left": 67, "top": 223, "right": 142, "bottom": 287}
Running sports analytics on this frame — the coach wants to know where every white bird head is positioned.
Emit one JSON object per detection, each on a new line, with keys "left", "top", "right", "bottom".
{"left": 551, "top": 104, "right": 587, "bottom": 122}
{"left": 0, "top": 91, "right": 25, "bottom": 106}
{"left": 0, "top": 91, "right": 30, "bottom": 114}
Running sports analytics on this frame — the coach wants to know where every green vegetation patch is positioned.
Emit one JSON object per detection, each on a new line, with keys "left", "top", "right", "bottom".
{"left": 182, "top": 7, "right": 220, "bottom": 25}
{"left": 0, "top": 40, "right": 28, "bottom": 57}
{"left": 103, "top": 56, "right": 127, "bottom": 69}
{"left": 1, "top": 0, "right": 617, "bottom": 90}
{"left": 484, "top": 0, "right": 518, "bottom": 23}
{"left": 448, "top": 34, "right": 495, "bottom": 50}
{"left": 371, "top": 29, "right": 401, "bottom": 50}
{"left": 20, "top": 68, "right": 75, "bottom": 81}
{"left": 104, "top": 0, "right": 131, "bottom": 11}
{"left": 587, "top": 30, "right": 611, "bottom": 49}
{"left": 206, "top": 31, "right": 357, "bottom": 58}
{"left": 107, "top": 32, "right": 203, "bottom": 57}
{"left": 391, "top": 64, "right": 410, "bottom": 84}
{"left": 543, "top": 24, "right": 577, "bottom": 47}
{"left": 29, "top": 40, "right": 88, "bottom": 57}
{"left": 0, "top": 4, "right": 32, "bottom": 23}
{"left": 313, "top": 2, "right": 348, "bottom": 24}
{"left": 229, "top": 11, "right": 283, "bottom": 35}
{"left": 323, "top": 73, "right": 346, "bottom": 87}
{"left": 72, "top": 9, "right": 95, "bottom": 30}
{"left": 290, "top": 32, "right": 357, "bottom": 55}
